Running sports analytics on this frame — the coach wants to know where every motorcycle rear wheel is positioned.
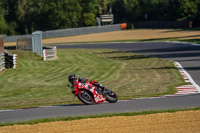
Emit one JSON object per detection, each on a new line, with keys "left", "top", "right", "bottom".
{"left": 105, "top": 89, "right": 118, "bottom": 103}
{"left": 77, "top": 91, "right": 94, "bottom": 105}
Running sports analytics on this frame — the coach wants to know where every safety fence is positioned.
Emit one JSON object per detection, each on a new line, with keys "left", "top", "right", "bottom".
{"left": 17, "top": 36, "right": 32, "bottom": 50}
{"left": 16, "top": 32, "right": 57, "bottom": 61}
{"left": 5, "top": 24, "right": 124, "bottom": 43}
{"left": 43, "top": 46, "right": 57, "bottom": 61}
{"left": 42, "top": 24, "right": 122, "bottom": 39}
{"left": 17, "top": 31, "right": 43, "bottom": 57}
{"left": 0, "top": 36, "right": 5, "bottom": 72}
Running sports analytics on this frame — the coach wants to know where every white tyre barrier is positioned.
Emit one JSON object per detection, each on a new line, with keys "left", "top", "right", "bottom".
{"left": 13, "top": 54, "right": 18, "bottom": 69}
{"left": 43, "top": 46, "right": 57, "bottom": 61}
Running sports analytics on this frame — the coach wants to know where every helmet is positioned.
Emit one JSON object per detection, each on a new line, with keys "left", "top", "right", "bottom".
{"left": 68, "top": 74, "right": 77, "bottom": 83}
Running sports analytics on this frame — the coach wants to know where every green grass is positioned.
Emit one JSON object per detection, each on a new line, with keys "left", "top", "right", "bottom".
{"left": 0, "top": 107, "right": 200, "bottom": 127}
{"left": 0, "top": 49, "right": 185, "bottom": 109}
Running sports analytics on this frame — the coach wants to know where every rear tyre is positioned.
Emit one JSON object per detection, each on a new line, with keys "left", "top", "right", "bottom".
{"left": 105, "top": 89, "right": 118, "bottom": 103}
{"left": 77, "top": 90, "right": 94, "bottom": 105}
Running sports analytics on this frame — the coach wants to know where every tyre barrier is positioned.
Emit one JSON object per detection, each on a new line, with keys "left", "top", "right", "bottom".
{"left": 13, "top": 54, "right": 17, "bottom": 69}
{"left": 43, "top": 46, "right": 57, "bottom": 61}
{"left": 0, "top": 53, "right": 5, "bottom": 72}
{"left": 4, "top": 51, "right": 18, "bottom": 69}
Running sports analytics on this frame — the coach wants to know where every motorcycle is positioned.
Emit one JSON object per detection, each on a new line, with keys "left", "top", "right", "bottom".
{"left": 68, "top": 76, "right": 118, "bottom": 105}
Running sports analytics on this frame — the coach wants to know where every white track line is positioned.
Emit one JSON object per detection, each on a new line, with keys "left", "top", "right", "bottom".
{"left": 174, "top": 62, "right": 200, "bottom": 93}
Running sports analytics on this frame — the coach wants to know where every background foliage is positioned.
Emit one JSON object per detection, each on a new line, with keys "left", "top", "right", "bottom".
{"left": 0, "top": 0, "right": 199, "bottom": 35}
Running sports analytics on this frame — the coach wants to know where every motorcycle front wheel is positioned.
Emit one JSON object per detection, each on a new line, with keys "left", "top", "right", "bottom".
{"left": 105, "top": 89, "right": 118, "bottom": 103}
{"left": 77, "top": 90, "right": 94, "bottom": 105}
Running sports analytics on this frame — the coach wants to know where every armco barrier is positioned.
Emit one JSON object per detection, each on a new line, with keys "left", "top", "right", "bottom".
{"left": 5, "top": 35, "right": 32, "bottom": 43}
{"left": 5, "top": 24, "right": 124, "bottom": 43}
{"left": 42, "top": 24, "right": 121, "bottom": 39}
{"left": 43, "top": 46, "right": 57, "bottom": 61}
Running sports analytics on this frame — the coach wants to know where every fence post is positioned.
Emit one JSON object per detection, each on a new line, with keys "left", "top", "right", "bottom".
{"left": 0, "top": 35, "right": 6, "bottom": 72}
{"left": 32, "top": 31, "right": 43, "bottom": 57}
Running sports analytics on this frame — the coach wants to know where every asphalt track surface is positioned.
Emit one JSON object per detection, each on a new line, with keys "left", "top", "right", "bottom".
{"left": 1, "top": 42, "right": 200, "bottom": 123}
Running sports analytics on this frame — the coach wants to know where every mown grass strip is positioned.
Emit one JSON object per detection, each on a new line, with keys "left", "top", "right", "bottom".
{"left": 0, "top": 49, "right": 186, "bottom": 109}
{"left": 0, "top": 107, "right": 200, "bottom": 127}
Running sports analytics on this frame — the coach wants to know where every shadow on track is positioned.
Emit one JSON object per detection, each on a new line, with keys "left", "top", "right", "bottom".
{"left": 53, "top": 104, "right": 84, "bottom": 107}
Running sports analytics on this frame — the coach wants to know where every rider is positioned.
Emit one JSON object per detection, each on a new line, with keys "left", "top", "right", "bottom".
{"left": 68, "top": 74, "right": 78, "bottom": 87}
{"left": 68, "top": 74, "right": 105, "bottom": 93}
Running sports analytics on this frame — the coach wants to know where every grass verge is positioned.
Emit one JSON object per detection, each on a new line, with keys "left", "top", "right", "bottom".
{"left": 0, "top": 107, "right": 200, "bottom": 127}
{"left": 0, "top": 49, "right": 185, "bottom": 109}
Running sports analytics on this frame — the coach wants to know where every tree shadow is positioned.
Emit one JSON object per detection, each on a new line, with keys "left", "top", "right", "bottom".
{"left": 146, "top": 66, "right": 177, "bottom": 70}
{"left": 110, "top": 55, "right": 149, "bottom": 60}
{"left": 53, "top": 104, "right": 85, "bottom": 107}
{"left": 145, "top": 52, "right": 200, "bottom": 59}
{"left": 94, "top": 50, "right": 125, "bottom": 55}
{"left": 5, "top": 46, "right": 16, "bottom": 50}
{"left": 138, "top": 35, "right": 200, "bottom": 42}
{"left": 184, "top": 66, "right": 200, "bottom": 71}
{"left": 160, "top": 28, "right": 200, "bottom": 33}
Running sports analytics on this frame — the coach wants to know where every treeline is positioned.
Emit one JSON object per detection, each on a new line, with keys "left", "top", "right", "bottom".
{"left": 112, "top": 0, "right": 200, "bottom": 23}
{"left": 0, "top": 0, "right": 200, "bottom": 35}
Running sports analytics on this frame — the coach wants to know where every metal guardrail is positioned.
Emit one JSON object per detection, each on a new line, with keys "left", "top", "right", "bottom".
{"left": 42, "top": 24, "right": 121, "bottom": 39}
{"left": 5, "top": 35, "right": 32, "bottom": 43}
{"left": 5, "top": 24, "right": 122, "bottom": 42}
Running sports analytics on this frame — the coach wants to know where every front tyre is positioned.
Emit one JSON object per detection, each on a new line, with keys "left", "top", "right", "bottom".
{"left": 77, "top": 91, "right": 94, "bottom": 105}
{"left": 105, "top": 89, "right": 118, "bottom": 103}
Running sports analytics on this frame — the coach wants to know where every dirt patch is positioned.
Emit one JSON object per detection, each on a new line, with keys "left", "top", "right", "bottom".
{"left": 1, "top": 110, "right": 200, "bottom": 133}
{"left": 4, "top": 29, "right": 200, "bottom": 46}
{"left": 42, "top": 29, "right": 200, "bottom": 44}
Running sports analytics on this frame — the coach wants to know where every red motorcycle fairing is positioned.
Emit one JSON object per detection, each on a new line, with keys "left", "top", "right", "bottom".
{"left": 74, "top": 81, "right": 106, "bottom": 103}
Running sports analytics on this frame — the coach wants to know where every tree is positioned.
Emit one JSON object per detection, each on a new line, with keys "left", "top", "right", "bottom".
{"left": 80, "top": 0, "right": 99, "bottom": 26}
{"left": 0, "top": 2, "right": 8, "bottom": 35}
{"left": 38, "top": 0, "right": 82, "bottom": 30}
{"left": 0, "top": 9, "right": 8, "bottom": 35}
{"left": 177, "top": 0, "right": 200, "bottom": 20}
